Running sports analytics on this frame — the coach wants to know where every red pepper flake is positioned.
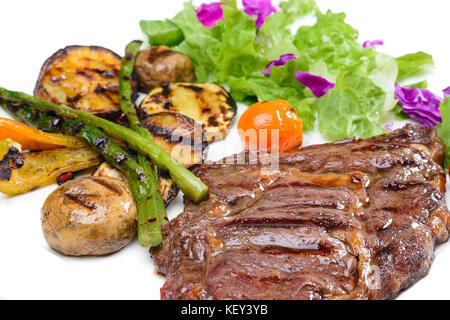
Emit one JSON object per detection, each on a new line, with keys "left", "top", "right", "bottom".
{"left": 57, "top": 172, "right": 75, "bottom": 185}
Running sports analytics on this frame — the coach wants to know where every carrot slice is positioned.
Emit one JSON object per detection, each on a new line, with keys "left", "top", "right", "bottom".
{"left": 0, "top": 117, "right": 86, "bottom": 150}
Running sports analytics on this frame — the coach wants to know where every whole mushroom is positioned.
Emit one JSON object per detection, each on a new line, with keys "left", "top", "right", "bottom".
{"left": 41, "top": 176, "right": 137, "bottom": 256}
{"left": 135, "top": 46, "right": 195, "bottom": 92}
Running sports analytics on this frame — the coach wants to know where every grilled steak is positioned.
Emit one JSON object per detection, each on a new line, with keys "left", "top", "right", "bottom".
{"left": 152, "top": 124, "right": 449, "bottom": 300}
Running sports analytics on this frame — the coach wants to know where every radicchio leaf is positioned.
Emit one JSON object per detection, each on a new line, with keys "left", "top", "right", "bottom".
{"left": 363, "top": 40, "right": 384, "bottom": 49}
{"left": 383, "top": 123, "right": 394, "bottom": 131}
{"left": 196, "top": 2, "right": 228, "bottom": 28}
{"left": 295, "top": 72, "right": 336, "bottom": 98}
{"left": 444, "top": 86, "right": 450, "bottom": 98}
{"left": 395, "top": 83, "right": 442, "bottom": 128}
{"left": 261, "top": 53, "right": 297, "bottom": 75}
{"left": 243, "top": 0, "right": 277, "bottom": 29}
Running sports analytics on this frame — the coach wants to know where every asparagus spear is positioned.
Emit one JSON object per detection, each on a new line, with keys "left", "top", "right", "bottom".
{"left": 119, "top": 40, "right": 167, "bottom": 225}
{"left": 119, "top": 40, "right": 143, "bottom": 129}
{"left": 62, "top": 119, "right": 163, "bottom": 246}
{"left": 0, "top": 87, "right": 208, "bottom": 203}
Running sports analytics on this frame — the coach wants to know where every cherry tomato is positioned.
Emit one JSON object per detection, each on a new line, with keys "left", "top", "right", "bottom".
{"left": 238, "top": 100, "right": 303, "bottom": 152}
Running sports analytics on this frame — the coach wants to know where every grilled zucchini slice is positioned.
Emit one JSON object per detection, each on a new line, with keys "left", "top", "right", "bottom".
{"left": 93, "top": 162, "right": 179, "bottom": 207}
{"left": 141, "top": 112, "right": 207, "bottom": 168}
{"left": 138, "top": 83, "right": 237, "bottom": 142}
{"left": 157, "top": 171, "right": 179, "bottom": 207}
{"left": 34, "top": 45, "right": 123, "bottom": 119}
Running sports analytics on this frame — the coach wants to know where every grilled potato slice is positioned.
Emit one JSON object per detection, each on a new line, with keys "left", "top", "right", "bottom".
{"left": 138, "top": 83, "right": 237, "bottom": 142}
{"left": 141, "top": 112, "right": 207, "bottom": 168}
{"left": 93, "top": 162, "right": 179, "bottom": 207}
{"left": 34, "top": 45, "right": 123, "bottom": 119}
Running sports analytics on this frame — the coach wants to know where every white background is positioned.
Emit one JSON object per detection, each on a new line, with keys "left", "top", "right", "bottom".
{"left": 0, "top": 0, "right": 449, "bottom": 300}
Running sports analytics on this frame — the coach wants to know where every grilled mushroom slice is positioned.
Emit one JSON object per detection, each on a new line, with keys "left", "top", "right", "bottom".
{"left": 34, "top": 45, "right": 125, "bottom": 119}
{"left": 41, "top": 176, "right": 137, "bottom": 256}
{"left": 138, "top": 83, "right": 237, "bottom": 142}
{"left": 93, "top": 162, "right": 179, "bottom": 207}
{"left": 135, "top": 46, "right": 194, "bottom": 92}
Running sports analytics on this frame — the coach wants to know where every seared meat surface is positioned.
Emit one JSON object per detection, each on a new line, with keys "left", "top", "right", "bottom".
{"left": 152, "top": 124, "right": 449, "bottom": 300}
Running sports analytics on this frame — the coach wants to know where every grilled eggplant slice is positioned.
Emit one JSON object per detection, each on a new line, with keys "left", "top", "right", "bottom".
{"left": 93, "top": 162, "right": 179, "bottom": 207}
{"left": 140, "top": 112, "right": 207, "bottom": 168}
{"left": 138, "top": 83, "right": 237, "bottom": 142}
{"left": 34, "top": 46, "right": 124, "bottom": 119}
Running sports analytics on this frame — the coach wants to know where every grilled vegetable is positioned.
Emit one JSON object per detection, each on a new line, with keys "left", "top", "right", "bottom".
{"left": 119, "top": 40, "right": 167, "bottom": 239}
{"left": 0, "top": 117, "right": 86, "bottom": 150}
{"left": 0, "top": 87, "right": 209, "bottom": 204}
{"left": 141, "top": 112, "right": 207, "bottom": 167}
{"left": 94, "top": 162, "right": 126, "bottom": 180}
{"left": 0, "top": 139, "right": 25, "bottom": 181}
{"left": 94, "top": 161, "right": 179, "bottom": 207}
{"left": 60, "top": 119, "right": 163, "bottom": 246}
{"left": 0, "top": 147, "right": 101, "bottom": 196}
{"left": 158, "top": 172, "right": 179, "bottom": 207}
{"left": 42, "top": 176, "right": 137, "bottom": 256}
{"left": 135, "top": 46, "right": 194, "bottom": 92}
{"left": 34, "top": 46, "right": 123, "bottom": 119}
{"left": 56, "top": 172, "right": 75, "bottom": 185}
{"left": 139, "top": 83, "right": 237, "bottom": 142}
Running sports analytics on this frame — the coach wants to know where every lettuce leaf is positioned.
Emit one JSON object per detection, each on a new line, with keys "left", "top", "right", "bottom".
{"left": 214, "top": 6, "right": 267, "bottom": 82}
{"left": 139, "top": 19, "right": 184, "bottom": 47}
{"left": 294, "top": 10, "right": 366, "bottom": 73}
{"left": 356, "top": 53, "right": 398, "bottom": 111}
{"left": 318, "top": 71, "right": 386, "bottom": 140}
{"left": 259, "top": 12, "right": 299, "bottom": 60}
{"left": 222, "top": 0, "right": 237, "bottom": 8}
{"left": 172, "top": 3, "right": 221, "bottom": 81}
{"left": 279, "top": 0, "right": 317, "bottom": 22}
{"left": 437, "top": 98, "right": 450, "bottom": 172}
{"left": 396, "top": 51, "right": 434, "bottom": 83}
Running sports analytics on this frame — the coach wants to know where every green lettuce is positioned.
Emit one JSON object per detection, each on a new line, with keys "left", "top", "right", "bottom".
{"left": 294, "top": 10, "right": 366, "bottom": 73}
{"left": 280, "top": 0, "right": 317, "bottom": 22}
{"left": 318, "top": 71, "right": 386, "bottom": 140}
{"left": 139, "top": 20, "right": 184, "bottom": 47}
{"left": 171, "top": 3, "right": 222, "bottom": 81}
{"left": 140, "top": 0, "right": 436, "bottom": 141}
{"left": 437, "top": 98, "right": 450, "bottom": 172}
{"left": 222, "top": 0, "right": 237, "bottom": 8}
{"left": 259, "top": 0, "right": 316, "bottom": 61}
{"left": 259, "top": 13, "right": 299, "bottom": 61}
{"left": 396, "top": 51, "right": 434, "bottom": 83}
{"left": 214, "top": 6, "right": 267, "bottom": 82}
{"left": 356, "top": 53, "right": 398, "bottom": 111}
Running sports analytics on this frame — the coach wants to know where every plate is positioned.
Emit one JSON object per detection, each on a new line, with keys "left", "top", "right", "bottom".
{"left": 0, "top": 0, "right": 449, "bottom": 300}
